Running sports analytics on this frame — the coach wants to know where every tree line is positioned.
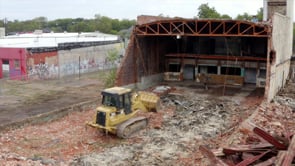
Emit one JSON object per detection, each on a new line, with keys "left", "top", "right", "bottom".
{"left": 0, "top": 15, "right": 136, "bottom": 36}
{"left": 0, "top": 3, "right": 263, "bottom": 35}
{"left": 197, "top": 3, "right": 263, "bottom": 20}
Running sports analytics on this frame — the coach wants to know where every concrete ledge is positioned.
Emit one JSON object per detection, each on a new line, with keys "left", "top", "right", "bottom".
{"left": 124, "top": 73, "right": 164, "bottom": 90}
{"left": 0, "top": 99, "right": 99, "bottom": 132}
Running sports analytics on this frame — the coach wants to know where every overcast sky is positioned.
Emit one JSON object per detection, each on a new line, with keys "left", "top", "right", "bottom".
{"left": 0, "top": 0, "right": 294, "bottom": 21}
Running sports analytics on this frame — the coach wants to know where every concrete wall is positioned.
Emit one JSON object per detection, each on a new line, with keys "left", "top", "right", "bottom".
{"left": 286, "top": 0, "right": 293, "bottom": 23}
{"left": 267, "top": 13, "right": 292, "bottom": 101}
{"left": 58, "top": 43, "right": 123, "bottom": 77}
{"left": 137, "top": 73, "right": 163, "bottom": 89}
{"left": 290, "top": 59, "right": 295, "bottom": 81}
{"left": 267, "top": 0, "right": 287, "bottom": 20}
{"left": 123, "top": 73, "right": 163, "bottom": 90}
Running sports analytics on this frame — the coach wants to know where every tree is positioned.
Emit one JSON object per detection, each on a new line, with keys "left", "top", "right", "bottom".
{"left": 220, "top": 14, "right": 232, "bottom": 19}
{"left": 32, "top": 16, "right": 48, "bottom": 29}
{"left": 102, "top": 49, "right": 120, "bottom": 88}
{"left": 111, "top": 19, "right": 120, "bottom": 32}
{"left": 197, "top": 3, "right": 220, "bottom": 18}
{"left": 69, "top": 21, "right": 87, "bottom": 32}
{"left": 95, "top": 15, "right": 113, "bottom": 33}
{"left": 236, "top": 8, "right": 263, "bottom": 21}
{"left": 257, "top": 8, "right": 263, "bottom": 21}
{"left": 52, "top": 18, "right": 74, "bottom": 32}
{"left": 119, "top": 19, "right": 136, "bottom": 29}
{"left": 236, "top": 12, "right": 252, "bottom": 20}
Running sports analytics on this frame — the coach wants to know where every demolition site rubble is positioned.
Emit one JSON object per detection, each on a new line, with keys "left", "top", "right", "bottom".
{"left": 0, "top": 83, "right": 294, "bottom": 165}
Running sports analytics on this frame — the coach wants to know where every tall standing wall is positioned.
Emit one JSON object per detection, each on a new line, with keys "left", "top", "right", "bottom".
{"left": 267, "top": 13, "right": 293, "bottom": 101}
{"left": 58, "top": 43, "right": 123, "bottom": 77}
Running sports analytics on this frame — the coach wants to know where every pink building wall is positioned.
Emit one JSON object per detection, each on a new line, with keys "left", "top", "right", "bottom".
{"left": 0, "top": 48, "right": 27, "bottom": 80}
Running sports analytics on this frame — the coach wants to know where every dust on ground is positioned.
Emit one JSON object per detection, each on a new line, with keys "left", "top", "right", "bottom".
{"left": 0, "top": 81, "right": 270, "bottom": 165}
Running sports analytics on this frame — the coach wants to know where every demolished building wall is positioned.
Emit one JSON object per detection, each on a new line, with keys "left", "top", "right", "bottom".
{"left": 267, "top": 13, "right": 292, "bottom": 101}
{"left": 116, "top": 35, "right": 137, "bottom": 86}
{"left": 266, "top": 0, "right": 287, "bottom": 19}
{"left": 266, "top": 0, "right": 293, "bottom": 101}
{"left": 116, "top": 1, "right": 293, "bottom": 102}
{"left": 116, "top": 29, "right": 168, "bottom": 88}
{"left": 116, "top": 18, "right": 270, "bottom": 90}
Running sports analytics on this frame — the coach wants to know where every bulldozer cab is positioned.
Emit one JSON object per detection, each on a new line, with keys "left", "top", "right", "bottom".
{"left": 101, "top": 87, "right": 132, "bottom": 115}
{"left": 87, "top": 86, "right": 159, "bottom": 136}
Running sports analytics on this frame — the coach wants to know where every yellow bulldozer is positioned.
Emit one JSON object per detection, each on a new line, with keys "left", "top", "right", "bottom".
{"left": 86, "top": 87, "right": 160, "bottom": 138}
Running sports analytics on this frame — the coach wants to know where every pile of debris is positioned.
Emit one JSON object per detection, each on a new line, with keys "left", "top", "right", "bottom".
{"left": 200, "top": 103, "right": 295, "bottom": 165}
{"left": 71, "top": 86, "right": 243, "bottom": 165}
{"left": 161, "top": 92, "right": 237, "bottom": 139}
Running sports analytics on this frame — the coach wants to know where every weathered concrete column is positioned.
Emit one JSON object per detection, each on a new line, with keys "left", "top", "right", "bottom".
{"left": 217, "top": 66, "right": 221, "bottom": 75}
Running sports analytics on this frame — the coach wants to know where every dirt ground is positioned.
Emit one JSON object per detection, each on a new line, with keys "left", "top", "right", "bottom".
{"left": 0, "top": 77, "right": 275, "bottom": 165}
{"left": 0, "top": 72, "right": 103, "bottom": 128}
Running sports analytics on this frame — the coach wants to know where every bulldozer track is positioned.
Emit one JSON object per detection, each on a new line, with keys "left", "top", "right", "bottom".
{"left": 117, "top": 116, "right": 148, "bottom": 138}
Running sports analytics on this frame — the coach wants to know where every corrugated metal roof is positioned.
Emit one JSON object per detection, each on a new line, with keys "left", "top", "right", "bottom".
{"left": 0, "top": 32, "right": 119, "bottom": 48}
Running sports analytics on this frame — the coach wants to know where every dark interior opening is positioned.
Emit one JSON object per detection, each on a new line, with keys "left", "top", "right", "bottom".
{"left": 207, "top": 66, "right": 218, "bottom": 74}
{"left": 3, "top": 60, "right": 9, "bottom": 64}
{"left": 163, "top": 36, "right": 268, "bottom": 58}
{"left": 2, "top": 59, "right": 10, "bottom": 78}
{"left": 168, "top": 64, "right": 181, "bottom": 72}
{"left": 259, "top": 69, "right": 266, "bottom": 78}
{"left": 221, "top": 67, "right": 241, "bottom": 76}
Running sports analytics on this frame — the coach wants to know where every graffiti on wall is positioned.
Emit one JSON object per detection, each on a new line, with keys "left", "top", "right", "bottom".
{"left": 28, "top": 63, "right": 58, "bottom": 79}
{"left": 58, "top": 43, "right": 123, "bottom": 77}
{"left": 61, "top": 62, "right": 77, "bottom": 76}
{"left": 27, "top": 54, "right": 58, "bottom": 80}
{"left": 60, "top": 58, "right": 101, "bottom": 76}
{"left": 79, "top": 58, "right": 99, "bottom": 71}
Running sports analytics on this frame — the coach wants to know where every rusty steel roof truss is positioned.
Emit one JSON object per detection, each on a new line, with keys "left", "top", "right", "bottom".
{"left": 165, "top": 53, "right": 267, "bottom": 62}
{"left": 135, "top": 20, "right": 270, "bottom": 37}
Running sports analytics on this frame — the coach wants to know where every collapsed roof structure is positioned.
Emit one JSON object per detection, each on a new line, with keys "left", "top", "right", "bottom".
{"left": 115, "top": 0, "right": 293, "bottom": 101}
